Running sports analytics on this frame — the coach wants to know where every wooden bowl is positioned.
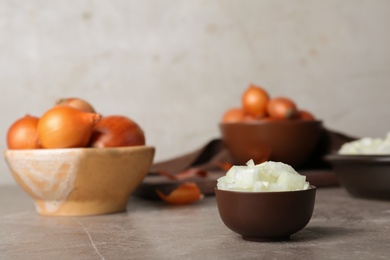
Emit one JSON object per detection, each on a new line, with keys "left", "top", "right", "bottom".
{"left": 215, "top": 186, "right": 316, "bottom": 241}
{"left": 3, "top": 146, "right": 155, "bottom": 216}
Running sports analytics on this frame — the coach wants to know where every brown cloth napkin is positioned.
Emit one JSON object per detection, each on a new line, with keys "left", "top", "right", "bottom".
{"left": 134, "top": 128, "right": 356, "bottom": 200}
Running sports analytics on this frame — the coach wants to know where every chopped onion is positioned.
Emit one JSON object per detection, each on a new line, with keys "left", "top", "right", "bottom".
{"left": 338, "top": 132, "right": 390, "bottom": 155}
{"left": 217, "top": 160, "right": 309, "bottom": 192}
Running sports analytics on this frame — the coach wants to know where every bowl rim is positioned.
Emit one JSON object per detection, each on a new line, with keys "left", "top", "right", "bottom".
{"left": 215, "top": 185, "right": 316, "bottom": 195}
{"left": 3, "top": 145, "right": 155, "bottom": 155}
{"left": 325, "top": 154, "right": 390, "bottom": 163}
{"left": 219, "top": 120, "right": 323, "bottom": 126}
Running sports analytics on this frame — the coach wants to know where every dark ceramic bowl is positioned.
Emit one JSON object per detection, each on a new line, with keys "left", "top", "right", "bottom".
{"left": 215, "top": 186, "right": 316, "bottom": 241}
{"left": 219, "top": 120, "right": 323, "bottom": 167}
{"left": 325, "top": 154, "right": 390, "bottom": 200}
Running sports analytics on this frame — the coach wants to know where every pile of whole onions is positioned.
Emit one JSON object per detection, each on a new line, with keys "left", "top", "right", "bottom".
{"left": 221, "top": 84, "right": 316, "bottom": 123}
{"left": 6, "top": 97, "right": 146, "bottom": 149}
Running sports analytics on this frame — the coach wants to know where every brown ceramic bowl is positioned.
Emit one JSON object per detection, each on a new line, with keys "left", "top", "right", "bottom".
{"left": 215, "top": 186, "right": 316, "bottom": 241}
{"left": 325, "top": 154, "right": 390, "bottom": 200}
{"left": 220, "top": 120, "right": 323, "bottom": 167}
{"left": 3, "top": 146, "right": 155, "bottom": 216}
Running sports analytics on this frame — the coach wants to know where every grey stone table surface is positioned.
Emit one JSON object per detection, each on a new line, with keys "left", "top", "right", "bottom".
{"left": 0, "top": 185, "right": 389, "bottom": 260}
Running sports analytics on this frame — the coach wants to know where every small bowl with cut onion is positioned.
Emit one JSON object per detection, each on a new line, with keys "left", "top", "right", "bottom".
{"left": 215, "top": 160, "right": 316, "bottom": 241}
{"left": 4, "top": 146, "right": 155, "bottom": 216}
{"left": 325, "top": 132, "right": 390, "bottom": 200}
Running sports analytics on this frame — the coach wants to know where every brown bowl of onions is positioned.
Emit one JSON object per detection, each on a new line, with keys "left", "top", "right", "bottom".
{"left": 220, "top": 120, "right": 323, "bottom": 168}
{"left": 4, "top": 98, "right": 155, "bottom": 216}
{"left": 220, "top": 84, "right": 323, "bottom": 168}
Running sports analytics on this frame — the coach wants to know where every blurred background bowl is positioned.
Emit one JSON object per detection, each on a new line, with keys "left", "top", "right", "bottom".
{"left": 325, "top": 154, "right": 390, "bottom": 200}
{"left": 3, "top": 146, "right": 155, "bottom": 216}
{"left": 215, "top": 186, "right": 316, "bottom": 241}
{"left": 220, "top": 120, "right": 323, "bottom": 167}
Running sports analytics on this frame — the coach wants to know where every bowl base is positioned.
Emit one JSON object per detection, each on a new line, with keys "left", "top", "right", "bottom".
{"left": 242, "top": 235, "right": 291, "bottom": 242}
{"left": 34, "top": 199, "right": 128, "bottom": 217}
{"left": 346, "top": 190, "right": 390, "bottom": 201}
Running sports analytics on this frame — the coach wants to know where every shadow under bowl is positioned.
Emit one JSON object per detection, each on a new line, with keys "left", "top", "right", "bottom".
{"left": 219, "top": 120, "right": 323, "bottom": 167}
{"left": 325, "top": 154, "right": 390, "bottom": 200}
{"left": 3, "top": 146, "right": 155, "bottom": 216}
{"left": 215, "top": 186, "right": 316, "bottom": 241}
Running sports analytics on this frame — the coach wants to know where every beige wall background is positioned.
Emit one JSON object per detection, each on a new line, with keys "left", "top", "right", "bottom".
{"left": 1, "top": 0, "right": 390, "bottom": 185}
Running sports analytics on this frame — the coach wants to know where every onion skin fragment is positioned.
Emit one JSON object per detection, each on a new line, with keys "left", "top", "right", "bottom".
{"left": 156, "top": 182, "right": 204, "bottom": 205}
{"left": 156, "top": 168, "right": 207, "bottom": 181}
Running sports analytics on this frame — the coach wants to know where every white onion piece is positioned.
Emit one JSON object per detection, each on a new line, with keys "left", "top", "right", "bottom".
{"left": 217, "top": 160, "right": 310, "bottom": 192}
{"left": 338, "top": 132, "right": 390, "bottom": 155}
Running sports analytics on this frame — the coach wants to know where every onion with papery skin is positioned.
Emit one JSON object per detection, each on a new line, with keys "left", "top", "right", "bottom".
{"left": 222, "top": 108, "right": 246, "bottom": 123}
{"left": 242, "top": 84, "right": 270, "bottom": 117}
{"left": 222, "top": 107, "right": 259, "bottom": 123}
{"left": 267, "top": 97, "right": 298, "bottom": 119}
{"left": 298, "top": 110, "right": 315, "bottom": 120}
{"left": 56, "top": 97, "right": 96, "bottom": 113}
{"left": 7, "top": 115, "right": 40, "bottom": 149}
{"left": 38, "top": 105, "right": 101, "bottom": 148}
{"left": 89, "top": 115, "right": 145, "bottom": 148}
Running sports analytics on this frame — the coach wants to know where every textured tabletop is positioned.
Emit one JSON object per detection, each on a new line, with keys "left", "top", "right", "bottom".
{"left": 0, "top": 185, "right": 389, "bottom": 260}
